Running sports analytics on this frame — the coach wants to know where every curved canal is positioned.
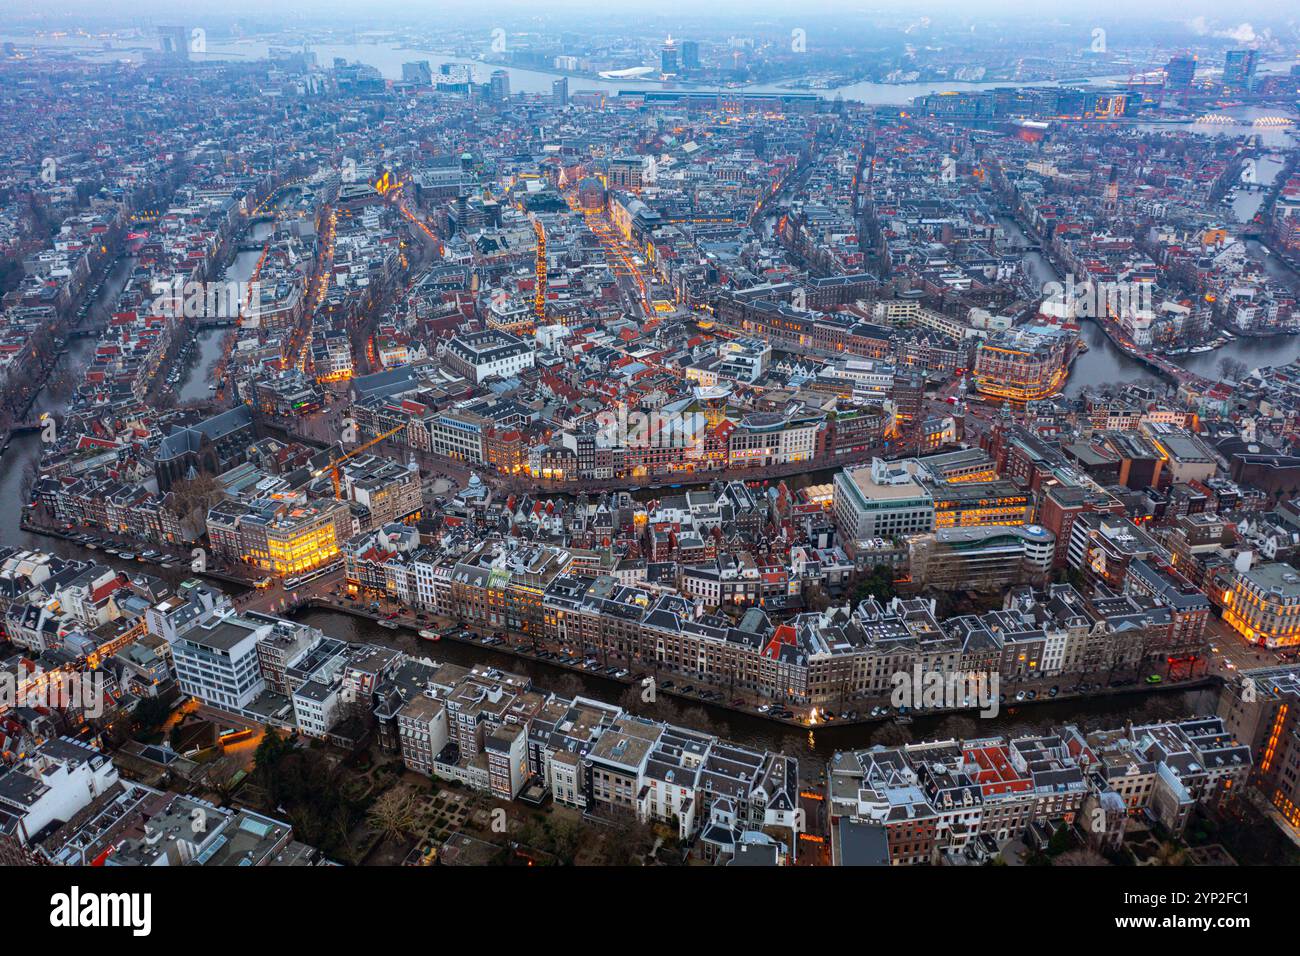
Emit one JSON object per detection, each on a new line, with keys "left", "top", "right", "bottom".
{"left": 293, "top": 607, "right": 1221, "bottom": 774}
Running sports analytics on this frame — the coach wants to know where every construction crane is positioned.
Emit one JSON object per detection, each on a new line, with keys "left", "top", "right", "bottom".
{"left": 313, "top": 423, "right": 406, "bottom": 498}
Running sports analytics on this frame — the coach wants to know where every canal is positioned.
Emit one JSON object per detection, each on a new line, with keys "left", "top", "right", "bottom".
{"left": 0, "top": 221, "right": 273, "bottom": 579}
{"left": 292, "top": 607, "right": 1221, "bottom": 776}
{"left": 174, "top": 229, "right": 269, "bottom": 403}
{"left": 1000, "top": 199, "right": 1300, "bottom": 397}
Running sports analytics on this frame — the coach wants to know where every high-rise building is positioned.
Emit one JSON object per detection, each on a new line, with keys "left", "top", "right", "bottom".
{"left": 157, "top": 26, "right": 189, "bottom": 61}
{"left": 661, "top": 35, "right": 679, "bottom": 76}
{"left": 402, "top": 60, "right": 433, "bottom": 86}
{"left": 489, "top": 69, "right": 511, "bottom": 102}
{"left": 1223, "top": 49, "right": 1259, "bottom": 91}
{"left": 681, "top": 40, "right": 700, "bottom": 71}
{"left": 552, "top": 76, "right": 569, "bottom": 106}
{"left": 1164, "top": 53, "right": 1197, "bottom": 90}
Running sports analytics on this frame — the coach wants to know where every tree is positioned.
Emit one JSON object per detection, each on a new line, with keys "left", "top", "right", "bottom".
{"left": 253, "top": 725, "right": 290, "bottom": 781}
{"left": 803, "top": 582, "right": 831, "bottom": 613}
{"left": 132, "top": 695, "right": 174, "bottom": 734}
{"left": 852, "top": 564, "right": 897, "bottom": 605}
{"left": 1152, "top": 841, "right": 1189, "bottom": 866}
{"left": 552, "top": 673, "right": 584, "bottom": 699}
{"left": 680, "top": 706, "right": 710, "bottom": 729}
{"left": 366, "top": 788, "right": 420, "bottom": 845}
{"left": 546, "top": 817, "right": 582, "bottom": 865}
{"left": 1055, "top": 847, "right": 1111, "bottom": 866}
{"left": 166, "top": 472, "right": 227, "bottom": 538}
{"left": 604, "top": 815, "right": 656, "bottom": 866}
{"left": 1046, "top": 822, "right": 1073, "bottom": 857}
{"left": 618, "top": 685, "right": 646, "bottom": 715}
{"left": 195, "top": 753, "right": 244, "bottom": 804}
{"left": 1218, "top": 357, "right": 1247, "bottom": 383}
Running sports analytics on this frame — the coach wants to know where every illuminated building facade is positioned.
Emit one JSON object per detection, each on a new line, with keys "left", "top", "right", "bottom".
{"left": 1216, "top": 671, "right": 1300, "bottom": 832}
{"left": 339, "top": 454, "right": 423, "bottom": 530}
{"left": 1218, "top": 663, "right": 1300, "bottom": 834}
{"left": 1222, "top": 562, "right": 1300, "bottom": 649}
{"left": 207, "top": 497, "right": 350, "bottom": 578}
{"left": 928, "top": 480, "right": 1032, "bottom": 530}
{"left": 726, "top": 410, "right": 821, "bottom": 468}
{"left": 972, "top": 325, "right": 1075, "bottom": 404}
{"left": 448, "top": 542, "right": 572, "bottom": 639}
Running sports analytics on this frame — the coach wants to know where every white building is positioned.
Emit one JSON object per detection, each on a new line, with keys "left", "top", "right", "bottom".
{"left": 444, "top": 329, "right": 535, "bottom": 383}
{"left": 0, "top": 737, "right": 119, "bottom": 851}
{"left": 168, "top": 614, "right": 268, "bottom": 717}
{"left": 833, "top": 458, "right": 936, "bottom": 544}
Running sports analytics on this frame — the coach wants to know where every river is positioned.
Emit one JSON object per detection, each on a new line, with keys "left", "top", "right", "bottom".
{"left": 1139, "top": 107, "right": 1300, "bottom": 151}
{"left": 0, "top": 33, "right": 1191, "bottom": 106}
{"left": 999, "top": 201, "right": 1300, "bottom": 396}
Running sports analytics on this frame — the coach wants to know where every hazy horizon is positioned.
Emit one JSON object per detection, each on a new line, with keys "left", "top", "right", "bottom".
{"left": 3, "top": 1, "right": 1297, "bottom": 28}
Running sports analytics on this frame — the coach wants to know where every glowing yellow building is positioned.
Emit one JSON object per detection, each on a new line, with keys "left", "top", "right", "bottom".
{"left": 972, "top": 325, "right": 1076, "bottom": 404}
{"left": 1222, "top": 562, "right": 1300, "bottom": 649}
{"left": 207, "top": 496, "right": 350, "bottom": 579}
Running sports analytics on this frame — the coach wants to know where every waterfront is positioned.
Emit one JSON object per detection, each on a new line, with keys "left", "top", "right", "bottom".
{"left": 0, "top": 34, "right": 1144, "bottom": 106}
{"left": 292, "top": 606, "right": 1222, "bottom": 775}
{"left": 999, "top": 201, "right": 1300, "bottom": 397}
{"left": 0, "top": 35, "right": 1281, "bottom": 780}
{"left": 174, "top": 235, "right": 266, "bottom": 403}
{"left": 0, "top": 225, "right": 269, "bottom": 576}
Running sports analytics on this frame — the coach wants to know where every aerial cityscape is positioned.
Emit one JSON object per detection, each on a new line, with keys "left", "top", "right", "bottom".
{"left": 0, "top": 2, "right": 1297, "bottom": 895}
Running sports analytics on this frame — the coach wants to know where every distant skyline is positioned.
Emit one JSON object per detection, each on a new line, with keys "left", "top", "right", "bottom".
{"left": 3, "top": 1, "right": 1298, "bottom": 28}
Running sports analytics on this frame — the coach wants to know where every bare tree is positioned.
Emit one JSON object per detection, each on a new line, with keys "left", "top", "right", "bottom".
{"left": 366, "top": 787, "right": 420, "bottom": 845}
{"left": 166, "top": 473, "right": 226, "bottom": 538}
{"left": 1218, "top": 357, "right": 1247, "bottom": 383}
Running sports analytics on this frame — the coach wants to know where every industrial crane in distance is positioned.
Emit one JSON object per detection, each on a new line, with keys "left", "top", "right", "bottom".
{"left": 313, "top": 423, "right": 406, "bottom": 498}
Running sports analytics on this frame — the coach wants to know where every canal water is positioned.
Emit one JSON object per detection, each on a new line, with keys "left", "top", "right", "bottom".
{"left": 292, "top": 607, "right": 1221, "bottom": 774}
{"left": 1000, "top": 198, "right": 1300, "bottom": 396}
{"left": 0, "top": 222, "right": 272, "bottom": 576}
{"left": 175, "top": 232, "right": 268, "bottom": 403}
